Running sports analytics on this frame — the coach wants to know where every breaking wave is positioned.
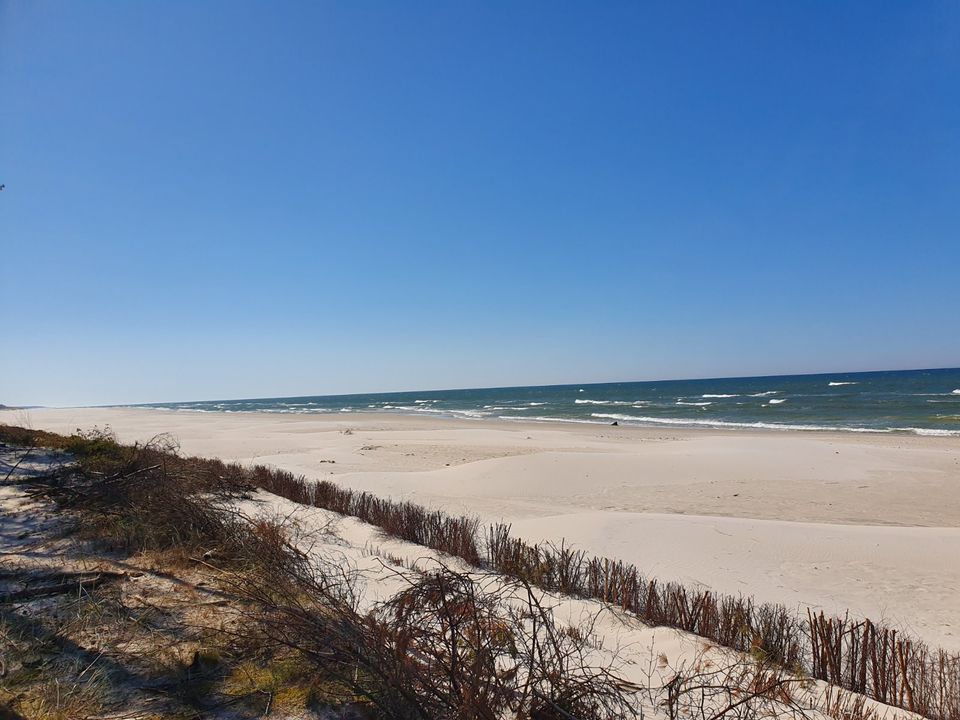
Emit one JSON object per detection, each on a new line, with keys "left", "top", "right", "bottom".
{"left": 581, "top": 413, "right": 960, "bottom": 436}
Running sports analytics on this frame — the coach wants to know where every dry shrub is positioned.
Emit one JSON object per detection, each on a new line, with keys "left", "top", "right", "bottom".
{"left": 642, "top": 647, "right": 811, "bottom": 720}
{"left": 378, "top": 570, "right": 638, "bottom": 719}
{"left": 222, "top": 520, "right": 639, "bottom": 719}
{"left": 8, "top": 426, "right": 252, "bottom": 560}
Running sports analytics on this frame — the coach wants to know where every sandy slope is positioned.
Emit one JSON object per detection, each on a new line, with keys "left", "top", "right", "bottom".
{"left": 234, "top": 489, "right": 920, "bottom": 720}
{"left": 6, "top": 406, "right": 960, "bottom": 650}
{"left": 1, "top": 445, "right": 914, "bottom": 719}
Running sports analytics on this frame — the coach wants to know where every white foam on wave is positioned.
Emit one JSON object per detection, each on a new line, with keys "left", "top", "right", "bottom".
{"left": 526, "top": 402, "right": 548, "bottom": 406}
{"left": 381, "top": 404, "right": 488, "bottom": 419}
{"left": 828, "top": 381, "right": 858, "bottom": 386}
{"left": 677, "top": 400, "right": 711, "bottom": 406}
{"left": 702, "top": 394, "right": 738, "bottom": 398}
{"left": 383, "top": 405, "right": 442, "bottom": 413}
{"left": 766, "top": 398, "right": 787, "bottom": 405}
{"left": 583, "top": 413, "right": 952, "bottom": 435}
{"left": 451, "top": 409, "right": 486, "bottom": 419}
{"left": 575, "top": 399, "right": 610, "bottom": 405}
{"left": 903, "top": 428, "right": 960, "bottom": 437}
{"left": 414, "top": 399, "right": 435, "bottom": 404}
{"left": 589, "top": 412, "right": 835, "bottom": 430}
{"left": 749, "top": 391, "right": 779, "bottom": 397}
{"left": 953, "top": 389, "right": 960, "bottom": 395}
{"left": 260, "top": 407, "right": 339, "bottom": 415}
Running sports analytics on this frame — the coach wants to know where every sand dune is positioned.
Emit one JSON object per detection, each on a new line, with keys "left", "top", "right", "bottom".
{"left": 7, "top": 406, "right": 960, "bottom": 650}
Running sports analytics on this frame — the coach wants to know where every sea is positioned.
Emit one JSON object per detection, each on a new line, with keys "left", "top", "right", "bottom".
{"left": 129, "top": 368, "right": 960, "bottom": 436}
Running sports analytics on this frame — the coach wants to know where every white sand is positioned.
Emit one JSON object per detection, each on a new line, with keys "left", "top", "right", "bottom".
{"left": 1, "top": 448, "right": 908, "bottom": 719}
{"left": 7, "top": 406, "right": 960, "bottom": 650}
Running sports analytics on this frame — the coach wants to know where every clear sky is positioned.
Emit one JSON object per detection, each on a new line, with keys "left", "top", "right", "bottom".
{"left": 2, "top": 1, "right": 958, "bottom": 406}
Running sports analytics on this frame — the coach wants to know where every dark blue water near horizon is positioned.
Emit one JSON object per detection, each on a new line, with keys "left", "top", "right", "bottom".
{"left": 127, "top": 367, "right": 960, "bottom": 436}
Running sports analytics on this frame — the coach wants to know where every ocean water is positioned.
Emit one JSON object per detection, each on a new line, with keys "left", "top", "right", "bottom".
{"left": 130, "top": 368, "right": 960, "bottom": 436}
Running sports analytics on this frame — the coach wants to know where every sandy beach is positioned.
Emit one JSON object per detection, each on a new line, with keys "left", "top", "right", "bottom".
{"left": 6, "top": 406, "right": 960, "bottom": 650}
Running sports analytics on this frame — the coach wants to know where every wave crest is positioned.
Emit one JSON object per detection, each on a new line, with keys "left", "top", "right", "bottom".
{"left": 583, "top": 413, "right": 960, "bottom": 436}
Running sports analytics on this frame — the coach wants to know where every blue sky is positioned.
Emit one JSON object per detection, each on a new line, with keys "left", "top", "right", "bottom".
{"left": 2, "top": 1, "right": 958, "bottom": 406}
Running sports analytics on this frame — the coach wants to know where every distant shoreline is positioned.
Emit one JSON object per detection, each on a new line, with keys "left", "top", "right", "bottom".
{"left": 83, "top": 403, "right": 960, "bottom": 438}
